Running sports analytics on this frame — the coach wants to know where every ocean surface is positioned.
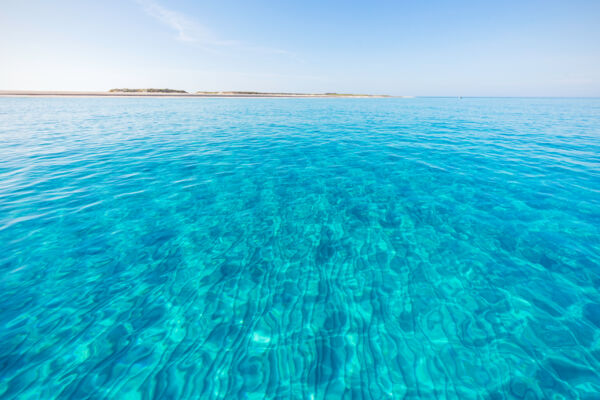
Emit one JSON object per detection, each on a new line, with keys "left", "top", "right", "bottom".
{"left": 0, "top": 97, "right": 599, "bottom": 399}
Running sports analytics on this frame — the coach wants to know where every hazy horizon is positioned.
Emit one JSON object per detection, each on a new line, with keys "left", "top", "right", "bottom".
{"left": 1, "top": 0, "right": 599, "bottom": 97}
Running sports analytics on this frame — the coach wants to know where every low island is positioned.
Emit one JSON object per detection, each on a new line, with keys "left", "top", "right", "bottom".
{"left": 0, "top": 89, "right": 391, "bottom": 98}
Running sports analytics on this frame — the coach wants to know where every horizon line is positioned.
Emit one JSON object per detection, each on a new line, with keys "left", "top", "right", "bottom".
{"left": 0, "top": 90, "right": 599, "bottom": 99}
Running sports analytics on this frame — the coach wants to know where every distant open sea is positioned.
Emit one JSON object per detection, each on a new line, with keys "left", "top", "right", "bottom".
{"left": 1, "top": 97, "right": 599, "bottom": 399}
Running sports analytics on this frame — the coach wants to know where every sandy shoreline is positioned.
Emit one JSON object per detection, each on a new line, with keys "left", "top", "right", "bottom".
{"left": 0, "top": 90, "right": 391, "bottom": 98}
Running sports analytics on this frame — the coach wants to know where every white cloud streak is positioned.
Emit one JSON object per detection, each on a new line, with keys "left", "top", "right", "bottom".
{"left": 135, "top": 0, "right": 238, "bottom": 46}
{"left": 135, "top": 0, "right": 302, "bottom": 62}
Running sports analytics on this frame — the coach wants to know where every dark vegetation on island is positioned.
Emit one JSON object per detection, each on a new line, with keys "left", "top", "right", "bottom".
{"left": 109, "top": 88, "right": 188, "bottom": 93}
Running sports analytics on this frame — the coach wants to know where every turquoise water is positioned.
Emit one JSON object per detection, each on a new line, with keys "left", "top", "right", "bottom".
{"left": 0, "top": 97, "right": 599, "bottom": 399}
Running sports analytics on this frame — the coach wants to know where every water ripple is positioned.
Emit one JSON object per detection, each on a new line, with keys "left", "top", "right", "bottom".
{"left": 0, "top": 97, "right": 599, "bottom": 399}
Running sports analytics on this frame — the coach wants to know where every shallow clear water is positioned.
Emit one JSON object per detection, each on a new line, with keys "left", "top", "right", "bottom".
{"left": 1, "top": 97, "right": 599, "bottom": 399}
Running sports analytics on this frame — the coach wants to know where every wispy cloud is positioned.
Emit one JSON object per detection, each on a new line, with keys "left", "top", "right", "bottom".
{"left": 135, "top": 0, "right": 237, "bottom": 46}
{"left": 135, "top": 0, "right": 302, "bottom": 61}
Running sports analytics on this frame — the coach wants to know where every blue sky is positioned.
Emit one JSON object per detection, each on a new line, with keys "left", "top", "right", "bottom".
{"left": 1, "top": 0, "right": 599, "bottom": 96}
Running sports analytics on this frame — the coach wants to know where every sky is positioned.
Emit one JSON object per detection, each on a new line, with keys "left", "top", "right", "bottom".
{"left": 1, "top": 0, "right": 599, "bottom": 96}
